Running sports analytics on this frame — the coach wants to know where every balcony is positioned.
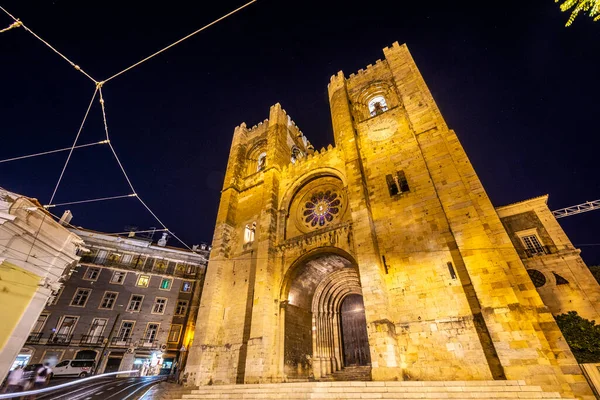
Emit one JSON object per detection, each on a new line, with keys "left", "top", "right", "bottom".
{"left": 47, "top": 334, "right": 73, "bottom": 346}
{"left": 139, "top": 338, "right": 158, "bottom": 348}
{"left": 79, "top": 335, "right": 105, "bottom": 346}
{"left": 111, "top": 336, "right": 133, "bottom": 347}
{"left": 26, "top": 332, "right": 43, "bottom": 344}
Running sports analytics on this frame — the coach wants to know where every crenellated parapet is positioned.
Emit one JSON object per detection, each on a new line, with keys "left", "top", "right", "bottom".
{"left": 280, "top": 143, "right": 339, "bottom": 177}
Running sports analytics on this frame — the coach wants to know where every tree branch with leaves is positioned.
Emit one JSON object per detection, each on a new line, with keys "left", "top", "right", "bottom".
{"left": 556, "top": 0, "right": 600, "bottom": 26}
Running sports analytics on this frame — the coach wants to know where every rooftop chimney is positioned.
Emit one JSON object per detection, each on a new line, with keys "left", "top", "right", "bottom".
{"left": 157, "top": 232, "right": 169, "bottom": 247}
{"left": 59, "top": 210, "right": 73, "bottom": 226}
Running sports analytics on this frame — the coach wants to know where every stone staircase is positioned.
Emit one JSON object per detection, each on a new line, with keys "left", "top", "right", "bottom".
{"left": 171, "top": 380, "right": 566, "bottom": 399}
{"left": 320, "top": 366, "right": 372, "bottom": 381}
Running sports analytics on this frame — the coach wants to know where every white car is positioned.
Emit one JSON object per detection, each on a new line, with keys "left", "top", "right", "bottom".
{"left": 52, "top": 359, "right": 95, "bottom": 378}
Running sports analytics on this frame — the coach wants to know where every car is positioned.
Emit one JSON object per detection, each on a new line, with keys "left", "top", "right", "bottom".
{"left": 22, "top": 363, "right": 43, "bottom": 381}
{"left": 52, "top": 359, "right": 95, "bottom": 378}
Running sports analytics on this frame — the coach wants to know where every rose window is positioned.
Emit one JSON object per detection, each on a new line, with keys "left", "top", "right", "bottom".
{"left": 302, "top": 190, "right": 341, "bottom": 228}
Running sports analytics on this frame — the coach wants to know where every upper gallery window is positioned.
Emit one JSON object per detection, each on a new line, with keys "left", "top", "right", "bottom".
{"left": 257, "top": 153, "right": 267, "bottom": 172}
{"left": 244, "top": 222, "right": 256, "bottom": 243}
{"left": 368, "top": 96, "right": 388, "bottom": 116}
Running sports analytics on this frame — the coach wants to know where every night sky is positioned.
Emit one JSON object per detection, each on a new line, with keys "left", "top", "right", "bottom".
{"left": 1, "top": 1, "right": 599, "bottom": 264}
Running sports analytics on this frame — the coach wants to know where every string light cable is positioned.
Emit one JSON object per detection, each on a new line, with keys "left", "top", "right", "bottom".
{"left": 0, "top": 140, "right": 109, "bottom": 164}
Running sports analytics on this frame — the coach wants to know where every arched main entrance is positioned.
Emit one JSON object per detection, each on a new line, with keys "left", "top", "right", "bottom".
{"left": 282, "top": 251, "right": 370, "bottom": 380}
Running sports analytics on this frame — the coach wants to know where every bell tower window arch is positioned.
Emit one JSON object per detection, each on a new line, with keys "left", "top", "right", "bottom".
{"left": 368, "top": 95, "right": 388, "bottom": 116}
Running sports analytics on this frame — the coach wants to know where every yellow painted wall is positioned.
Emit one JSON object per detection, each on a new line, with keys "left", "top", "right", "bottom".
{"left": 0, "top": 261, "right": 39, "bottom": 349}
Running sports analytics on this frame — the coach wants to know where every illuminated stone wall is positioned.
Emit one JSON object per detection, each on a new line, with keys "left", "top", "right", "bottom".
{"left": 185, "top": 42, "right": 594, "bottom": 399}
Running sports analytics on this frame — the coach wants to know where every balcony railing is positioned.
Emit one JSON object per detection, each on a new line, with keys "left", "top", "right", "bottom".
{"left": 79, "top": 254, "right": 201, "bottom": 278}
{"left": 48, "top": 334, "right": 73, "bottom": 345}
{"left": 111, "top": 336, "right": 133, "bottom": 347}
{"left": 26, "top": 332, "right": 43, "bottom": 344}
{"left": 139, "top": 338, "right": 158, "bottom": 348}
{"left": 79, "top": 335, "right": 105, "bottom": 346}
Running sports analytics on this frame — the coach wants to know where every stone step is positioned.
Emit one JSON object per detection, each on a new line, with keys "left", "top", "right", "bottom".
{"left": 167, "top": 381, "right": 565, "bottom": 400}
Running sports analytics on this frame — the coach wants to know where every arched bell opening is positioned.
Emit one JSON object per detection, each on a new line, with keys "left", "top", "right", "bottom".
{"left": 281, "top": 250, "right": 370, "bottom": 381}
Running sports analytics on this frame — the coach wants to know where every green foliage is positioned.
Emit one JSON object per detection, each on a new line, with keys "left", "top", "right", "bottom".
{"left": 555, "top": 0, "right": 600, "bottom": 26}
{"left": 555, "top": 311, "right": 600, "bottom": 363}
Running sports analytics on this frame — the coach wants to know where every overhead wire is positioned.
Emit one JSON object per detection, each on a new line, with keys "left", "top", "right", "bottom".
{"left": 44, "top": 193, "right": 137, "bottom": 208}
{"left": 0, "top": 2, "right": 260, "bottom": 255}
{"left": 102, "top": 0, "right": 257, "bottom": 84}
{"left": 0, "top": 140, "right": 109, "bottom": 164}
{"left": 48, "top": 88, "right": 99, "bottom": 205}
{"left": 0, "top": 6, "right": 97, "bottom": 83}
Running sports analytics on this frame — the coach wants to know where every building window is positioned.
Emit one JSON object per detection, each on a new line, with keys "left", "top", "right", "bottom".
{"left": 143, "top": 323, "right": 160, "bottom": 344}
{"left": 175, "top": 300, "right": 189, "bottom": 316}
{"left": 70, "top": 288, "right": 91, "bottom": 307}
{"left": 257, "top": 152, "right": 267, "bottom": 172}
{"left": 386, "top": 171, "right": 410, "bottom": 197}
{"left": 154, "top": 260, "right": 167, "bottom": 273}
{"left": 168, "top": 325, "right": 183, "bottom": 343}
{"left": 110, "top": 271, "right": 127, "bottom": 284}
{"left": 181, "top": 281, "right": 193, "bottom": 293}
{"left": 53, "top": 316, "right": 78, "bottom": 343}
{"left": 152, "top": 297, "right": 168, "bottom": 314}
{"left": 186, "top": 265, "right": 196, "bottom": 275}
{"left": 368, "top": 95, "right": 388, "bottom": 116}
{"left": 121, "top": 254, "right": 133, "bottom": 264}
{"left": 85, "top": 318, "right": 107, "bottom": 343}
{"left": 99, "top": 291, "right": 118, "bottom": 310}
{"left": 117, "top": 321, "right": 135, "bottom": 340}
{"left": 527, "top": 269, "right": 547, "bottom": 288}
{"left": 32, "top": 314, "right": 49, "bottom": 333}
{"left": 553, "top": 272, "right": 569, "bottom": 285}
{"left": 160, "top": 278, "right": 172, "bottom": 290}
{"left": 521, "top": 234, "right": 546, "bottom": 256}
{"left": 83, "top": 267, "right": 101, "bottom": 281}
{"left": 96, "top": 250, "right": 108, "bottom": 263}
{"left": 244, "top": 222, "right": 256, "bottom": 243}
{"left": 136, "top": 275, "right": 150, "bottom": 287}
{"left": 50, "top": 286, "right": 64, "bottom": 305}
{"left": 127, "top": 294, "right": 144, "bottom": 312}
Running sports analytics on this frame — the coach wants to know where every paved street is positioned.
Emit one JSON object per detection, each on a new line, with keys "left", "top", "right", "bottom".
{"left": 27, "top": 376, "right": 164, "bottom": 400}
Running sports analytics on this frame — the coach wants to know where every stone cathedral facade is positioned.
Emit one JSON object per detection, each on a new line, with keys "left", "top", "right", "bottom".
{"left": 185, "top": 42, "right": 600, "bottom": 399}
